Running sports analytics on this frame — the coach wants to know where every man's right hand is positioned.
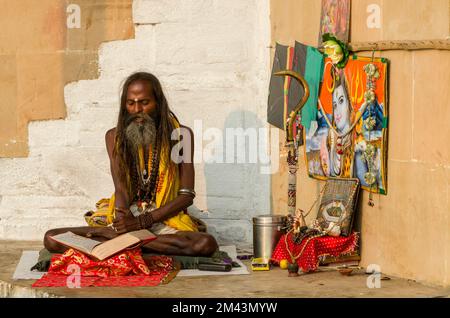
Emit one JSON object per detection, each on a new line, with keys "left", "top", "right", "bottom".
{"left": 86, "top": 227, "right": 119, "bottom": 240}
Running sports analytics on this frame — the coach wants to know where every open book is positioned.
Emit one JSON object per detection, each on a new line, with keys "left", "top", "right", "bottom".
{"left": 50, "top": 229, "right": 156, "bottom": 261}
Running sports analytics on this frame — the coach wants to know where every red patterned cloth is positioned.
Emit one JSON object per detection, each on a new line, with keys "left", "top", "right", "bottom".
{"left": 272, "top": 232, "right": 359, "bottom": 272}
{"left": 48, "top": 248, "right": 152, "bottom": 277}
{"left": 32, "top": 248, "right": 177, "bottom": 288}
{"left": 32, "top": 273, "right": 171, "bottom": 288}
{"left": 32, "top": 275, "right": 99, "bottom": 288}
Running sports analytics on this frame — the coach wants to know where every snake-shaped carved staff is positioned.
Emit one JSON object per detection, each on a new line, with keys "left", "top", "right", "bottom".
{"left": 274, "top": 70, "right": 310, "bottom": 215}
{"left": 274, "top": 70, "right": 310, "bottom": 142}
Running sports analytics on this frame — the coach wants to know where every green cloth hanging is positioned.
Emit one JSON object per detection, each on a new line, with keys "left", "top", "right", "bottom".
{"left": 301, "top": 46, "right": 324, "bottom": 130}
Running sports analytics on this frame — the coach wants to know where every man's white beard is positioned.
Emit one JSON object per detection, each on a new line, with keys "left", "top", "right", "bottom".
{"left": 125, "top": 114, "right": 157, "bottom": 152}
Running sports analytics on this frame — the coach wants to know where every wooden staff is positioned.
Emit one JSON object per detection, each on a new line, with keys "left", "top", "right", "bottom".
{"left": 274, "top": 70, "right": 310, "bottom": 215}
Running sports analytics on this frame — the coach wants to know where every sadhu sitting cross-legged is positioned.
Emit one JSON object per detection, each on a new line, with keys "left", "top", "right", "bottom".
{"left": 44, "top": 72, "right": 218, "bottom": 257}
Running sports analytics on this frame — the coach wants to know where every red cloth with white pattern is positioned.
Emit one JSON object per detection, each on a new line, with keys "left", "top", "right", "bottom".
{"left": 32, "top": 273, "right": 171, "bottom": 288}
{"left": 271, "top": 232, "right": 359, "bottom": 272}
{"left": 32, "top": 248, "right": 176, "bottom": 288}
{"left": 46, "top": 247, "right": 154, "bottom": 277}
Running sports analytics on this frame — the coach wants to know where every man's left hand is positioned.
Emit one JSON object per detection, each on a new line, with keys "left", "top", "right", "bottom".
{"left": 112, "top": 212, "right": 140, "bottom": 234}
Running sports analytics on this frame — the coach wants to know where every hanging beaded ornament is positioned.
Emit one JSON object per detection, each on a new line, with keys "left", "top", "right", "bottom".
{"left": 361, "top": 59, "right": 380, "bottom": 207}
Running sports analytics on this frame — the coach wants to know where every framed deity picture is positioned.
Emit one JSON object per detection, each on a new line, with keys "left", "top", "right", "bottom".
{"left": 318, "top": 0, "right": 351, "bottom": 45}
{"left": 316, "top": 177, "right": 360, "bottom": 236}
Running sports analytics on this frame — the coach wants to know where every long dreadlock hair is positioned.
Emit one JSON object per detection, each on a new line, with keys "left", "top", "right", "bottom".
{"left": 114, "top": 72, "right": 179, "bottom": 198}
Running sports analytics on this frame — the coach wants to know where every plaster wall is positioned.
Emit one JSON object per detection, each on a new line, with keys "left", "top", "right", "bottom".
{"left": 0, "top": 0, "right": 134, "bottom": 157}
{"left": 0, "top": 0, "right": 271, "bottom": 246}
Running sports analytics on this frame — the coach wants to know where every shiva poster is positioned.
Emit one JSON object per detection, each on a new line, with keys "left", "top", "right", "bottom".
{"left": 304, "top": 55, "right": 389, "bottom": 194}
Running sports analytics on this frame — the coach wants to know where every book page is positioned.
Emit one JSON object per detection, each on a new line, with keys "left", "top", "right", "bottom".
{"left": 50, "top": 232, "right": 101, "bottom": 255}
{"left": 91, "top": 230, "right": 155, "bottom": 261}
{"left": 128, "top": 229, "right": 157, "bottom": 241}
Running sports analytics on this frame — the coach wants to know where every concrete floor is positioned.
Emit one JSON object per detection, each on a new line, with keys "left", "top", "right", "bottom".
{"left": 1, "top": 240, "right": 449, "bottom": 298}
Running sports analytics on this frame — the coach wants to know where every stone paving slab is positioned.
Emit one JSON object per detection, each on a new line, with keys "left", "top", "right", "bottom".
{"left": 1, "top": 240, "right": 449, "bottom": 298}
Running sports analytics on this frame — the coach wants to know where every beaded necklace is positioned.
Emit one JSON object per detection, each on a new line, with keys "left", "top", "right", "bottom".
{"left": 285, "top": 230, "right": 324, "bottom": 264}
{"left": 134, "top": 140, "right": 160, "bottom": 204}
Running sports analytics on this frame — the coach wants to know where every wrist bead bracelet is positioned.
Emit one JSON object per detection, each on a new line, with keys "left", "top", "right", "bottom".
{"left": 138, "top": 212, "right": 154, "bottom": 229}
{"left": 138, "top": 214, "right": 145, "bottom": 230}
{"left": 146, "top": 212, "right": 154, "bottom": 228}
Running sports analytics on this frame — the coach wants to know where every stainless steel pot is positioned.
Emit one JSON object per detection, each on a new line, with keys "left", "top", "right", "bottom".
{"left": 252, "top": 215, "right": 286, "bottom": 259}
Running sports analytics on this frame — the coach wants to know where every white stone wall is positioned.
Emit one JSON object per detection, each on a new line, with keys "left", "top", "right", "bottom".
{"left": 0, "top": 0, "right": 271, "bottom": 245}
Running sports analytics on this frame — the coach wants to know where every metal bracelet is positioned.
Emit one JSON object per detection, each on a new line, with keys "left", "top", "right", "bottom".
{"left": 178, "top": 188, "right": 196, "bottom": 198}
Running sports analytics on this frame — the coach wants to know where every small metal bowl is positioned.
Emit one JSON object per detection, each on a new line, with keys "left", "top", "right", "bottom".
{"left": 337, "top": 265, "right": 359, "bottom": 276}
